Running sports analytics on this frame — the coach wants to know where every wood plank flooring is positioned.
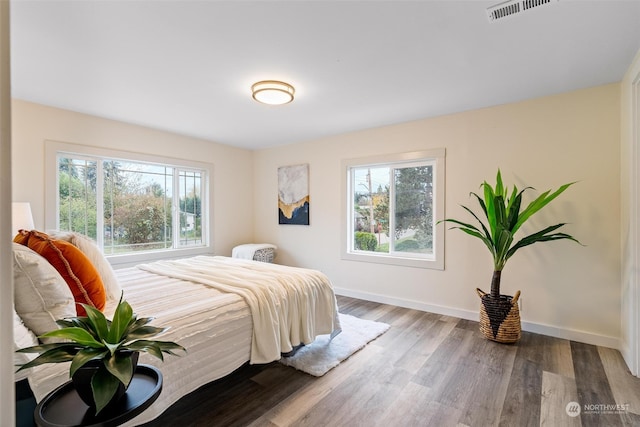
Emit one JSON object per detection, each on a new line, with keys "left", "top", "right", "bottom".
{"left": 141, "top": 296, "right": 640, "bottom": 427}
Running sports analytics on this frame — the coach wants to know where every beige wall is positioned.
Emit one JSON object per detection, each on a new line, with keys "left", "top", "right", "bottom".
{"left": 11, "top": 99, "right": 255, "bottom": 258}
{"left": 254, "top": 84, "right": 621, "bottom": 347}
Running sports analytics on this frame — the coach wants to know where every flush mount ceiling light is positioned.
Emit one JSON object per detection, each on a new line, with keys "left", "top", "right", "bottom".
{"left": 251, "top": 80, "right": 295, "bottom": 105}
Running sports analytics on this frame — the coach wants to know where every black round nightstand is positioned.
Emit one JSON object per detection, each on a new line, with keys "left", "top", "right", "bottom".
{"left": 34, "top": 364, "right": 162, "bottom": 427}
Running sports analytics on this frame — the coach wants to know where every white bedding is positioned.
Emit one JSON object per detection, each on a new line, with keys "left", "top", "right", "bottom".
{"left": 137, "top": 256, "right": 341, "bottom": 363}
{"left": 27, "top": 256, "right": 340, "bottom": 425}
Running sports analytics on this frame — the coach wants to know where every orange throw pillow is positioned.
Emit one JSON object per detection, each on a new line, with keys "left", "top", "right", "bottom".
{"left": 14, "top": 230, "right": 106, "bottom": 316}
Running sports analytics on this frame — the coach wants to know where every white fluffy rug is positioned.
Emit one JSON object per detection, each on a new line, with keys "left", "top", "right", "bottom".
{"left": 279, "top": 313, "right": 390, "bottom": 377}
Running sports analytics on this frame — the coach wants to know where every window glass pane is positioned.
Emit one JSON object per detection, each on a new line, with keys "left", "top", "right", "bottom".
{"left": 52, "top": 143, "right": 209, "bottom": 260}
{"left": 179, "top": 170, "right": 203, "bottom": 247}
{"left": 393, "top": 165, "right": 433, "bottom": 255}
{"left": 343, "top": 149, "right": 444, "bottom": 269}
{"left": 352, "top": 167, "right": 389, "bottom": 253}
{"left": 58, "top": 156, "right": 97, "bottom": 238}
{"left": 103, "top": 161, "right": 173, "bottom": 254}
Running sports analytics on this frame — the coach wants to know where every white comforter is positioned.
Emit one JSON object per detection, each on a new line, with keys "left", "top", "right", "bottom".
{"left": 137, "top": 256, "right": 341, "bottom": 364}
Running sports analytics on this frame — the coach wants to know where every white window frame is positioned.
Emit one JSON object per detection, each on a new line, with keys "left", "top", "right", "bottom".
{"left": 341, "top": 149, "right": 445, "bottom": 270}
{"left": 45, "top": 140, "right": 213, "bottom": 267}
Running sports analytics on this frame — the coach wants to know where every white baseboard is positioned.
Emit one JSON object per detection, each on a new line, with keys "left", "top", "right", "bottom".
{"left": 334, "top": 286, "right": 479, "bottom": 322}
{"left": 334, "top": 287, "right": 621, "bottom": 350}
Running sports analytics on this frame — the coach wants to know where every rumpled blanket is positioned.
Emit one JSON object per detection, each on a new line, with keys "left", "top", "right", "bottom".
{"left": 137, "top": 256, "right": 341, "bottom": 363}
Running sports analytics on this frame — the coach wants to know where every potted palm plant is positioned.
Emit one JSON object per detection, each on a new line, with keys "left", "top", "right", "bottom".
{"left": 440, "top": 170, "right": 581, "bottom": 343}
{"left": 16, "top": 296, "right": 185, "bottom": 414}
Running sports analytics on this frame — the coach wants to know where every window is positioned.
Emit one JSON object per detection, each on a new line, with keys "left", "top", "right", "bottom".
{"left": 46, "top": 141, "right": 210, "bottom": 264}
{"left": 342, "top": 149, "right": 445, "bottom": 269}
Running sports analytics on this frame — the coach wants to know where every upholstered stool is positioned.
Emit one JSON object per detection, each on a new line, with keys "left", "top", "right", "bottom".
{"left": 232, "top": 244, "right": 277, "bottom": 263}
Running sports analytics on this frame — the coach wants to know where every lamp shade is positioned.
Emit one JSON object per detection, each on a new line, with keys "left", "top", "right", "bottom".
{"left": 12, "top": 202, "right": 34, "bottom": 236}
{"left": 251, "top": 80, "right": 295, "bottom": 105}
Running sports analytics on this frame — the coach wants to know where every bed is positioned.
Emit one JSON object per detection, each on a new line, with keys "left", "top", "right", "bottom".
{"left": 13, "top": 235, "right": 340, "bottom": 426}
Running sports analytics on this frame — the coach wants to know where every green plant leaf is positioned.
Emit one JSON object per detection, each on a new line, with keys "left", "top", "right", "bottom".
{"left": 505, "top": 187, "right": 526, "bottom": 231}
{"left": 453, "top": 208, "right": 495, "bottom": 256}
{"left": 56, "top": 318, "right": 83, "bottom": 328}
{"left": 125, "top": 325, "right": 168, "bottom": 340}
{"left": 505, "top": 184, "right": 519, "bottom": 218}
{"left": 135, "top": 342, "right": 164, "bottom": 360}
{"left": 483, "top": 182, "right": 498, "bottom": 239}
{"left": 445, "top": 223, "right": 495, "bottom": 256}
{"left": 15, "top": 342, "right": 77, "bottom": 354}
{"left": 104, "top": 352, "right": 134, "bottom": 387}
{"left": 495, "top": 169, "right": 504, "bottom": 197}
{"left": 16, "top": 346, "right": 78, "bottom": 371}
{"left": 91, "top": 366, "right": 120, "bottom": 415}
{"left": 40, "top": 327, "right": 103, "bottom": 348}
{"left": 493, "top": 228, "right": 514, "bottom": 271}
{"left": 56, "top": 317, "right": 97, "bottom": 337}
{"left": 69, "top": 348, "right": 108, "bottom": 377}
{"left": 460, "top": 204, "right": 492, "bottom": 242}
{"left": 470, "top": 191, "right": 488, "bottom": 219}
{"left": 506, "top": 223, "right": 582, "bottom": 259}
{"left": 512, "top": 182, "right": 576, "bottom": 235}
{"left": 103, "top": 341, "right": 122, "bottom": 356}
{"left": 124, "top": 316, "right": 155, "bottom": 335}
{"left": 124, "top": 340, "right": 186, "bottom": 359}
{"left": 83, "top": 304, "right": 109, "bottom": 340}
{"left": 151, "top": 340, "right": 187, "bottom": 354}
{"left": 108, "top": 298, "right": 134, "bottom": 344}
{"left": 493, "top": 195, "right": 507, "bottom": 233}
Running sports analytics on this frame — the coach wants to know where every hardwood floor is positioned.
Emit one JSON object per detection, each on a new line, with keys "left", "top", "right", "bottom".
{"left": 141, "top": 296, "right": 640, "bottom": 427}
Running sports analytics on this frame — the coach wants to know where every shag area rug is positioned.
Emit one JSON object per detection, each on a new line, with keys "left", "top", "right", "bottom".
{"left": 279, "top": 313, "right": 390, "bottom": 376}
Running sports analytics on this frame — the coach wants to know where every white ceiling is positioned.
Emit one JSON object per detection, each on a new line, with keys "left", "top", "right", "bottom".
{"left": 9, "top": 1, "right": 640, "bottom": 150}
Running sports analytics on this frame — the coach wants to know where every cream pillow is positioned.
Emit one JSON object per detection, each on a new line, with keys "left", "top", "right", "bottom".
{"left": 13, "top": 309, "right": 38, "bottom": 381}
{"left": 12, "top": 243, "right": 76, "bottom": 336}
{"left": 49, "top": 231, "right": 122, "bottom": 302}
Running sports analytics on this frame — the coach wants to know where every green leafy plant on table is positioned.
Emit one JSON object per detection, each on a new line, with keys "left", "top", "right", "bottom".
{"left": 16, "top": 295, "right": 186, "bottom": 414}
{"left": 439, "top": 169, "right": 581, "bottom": 342}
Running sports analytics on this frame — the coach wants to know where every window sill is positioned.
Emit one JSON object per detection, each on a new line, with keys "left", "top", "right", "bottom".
{"left": 107, "top": 246, "right": 213, "bottom": 269}
{"left": 341, "top": 251, "right": 443, "bottom": 270}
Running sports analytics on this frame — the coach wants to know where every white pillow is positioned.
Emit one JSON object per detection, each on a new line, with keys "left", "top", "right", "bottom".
{"left": 49, "top": 231, "right": 122, "bottom": 302}
{"left": 12, "top": 243, "right": 76, "bottom": 337}
{"left": 13, "top": 309, "right": 38, "bottom": 381}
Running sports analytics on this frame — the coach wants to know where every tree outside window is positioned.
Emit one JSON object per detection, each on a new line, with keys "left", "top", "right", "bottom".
{"left": 57, "top": 154, "right": 206, "bottom": 256}
{"left": 343, "top": 148, "right": 445, "bottom": 270}
{"left": 351, "top": 163, "right": 433, "bottom": 256}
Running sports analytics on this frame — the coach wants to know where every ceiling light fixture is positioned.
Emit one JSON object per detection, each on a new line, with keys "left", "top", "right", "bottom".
{"left": 251, "top": 80, "right": 295, "bottom": 105}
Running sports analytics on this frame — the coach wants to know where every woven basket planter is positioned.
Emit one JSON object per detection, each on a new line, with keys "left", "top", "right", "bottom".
{"left": 477, "top": 288, "right": 521, "bottom": 343}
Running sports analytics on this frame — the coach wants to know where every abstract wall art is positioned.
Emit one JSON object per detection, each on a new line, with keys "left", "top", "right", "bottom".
{"left": 278, "top": 164, "right": 310, "bottom": 225}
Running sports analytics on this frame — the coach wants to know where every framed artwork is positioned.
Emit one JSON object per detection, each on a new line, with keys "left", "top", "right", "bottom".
{"left": 278, "top": 164, "right": 309, "bottom": 225}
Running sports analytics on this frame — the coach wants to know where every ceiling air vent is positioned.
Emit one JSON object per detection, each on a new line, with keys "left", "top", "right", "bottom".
{"left": 487, "top": 0, "right": 558, "bottom": 22}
